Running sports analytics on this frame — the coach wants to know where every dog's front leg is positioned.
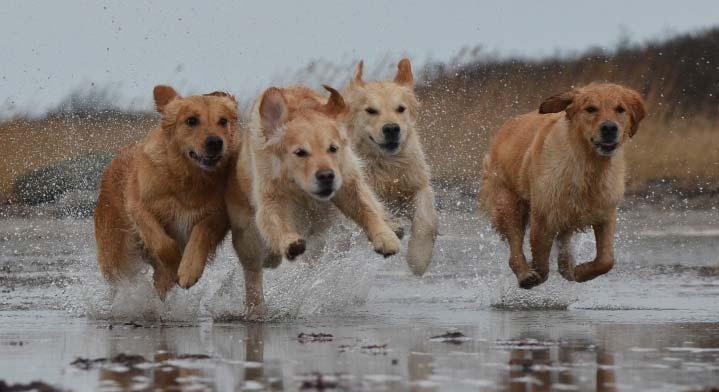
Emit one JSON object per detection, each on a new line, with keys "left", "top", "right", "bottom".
{"left": 177, "top": 212, "right": 230, "bottom": 289}
{"left": 333, "top": 176, "right": 400, "bottom": 257}
{"left": 525, "top": 212, "right": 556, "bottom": 289}
{"left": 256, "top": 195, "right": 305, "bottom": 260}
{"left": 131, "top": 205, "right": 181, "bottom": 299}
{"left": 574, "top": 211, "right": 616, "bottom": 282}
{"left": 406, "top": 186, "right": 439, "bottom": 276}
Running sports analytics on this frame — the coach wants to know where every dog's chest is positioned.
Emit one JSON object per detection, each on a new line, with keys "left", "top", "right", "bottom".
{"left": 364, "top": 158, "right": 421, "bottom": 204}
{"left": 535, "top": 163, "right": 623, "bottom": 229}
{"left": 164, "top": 208, "right": 206, "bottom": 249}
{"left": 291, "top": 197, "right": 339, "bottom": 237}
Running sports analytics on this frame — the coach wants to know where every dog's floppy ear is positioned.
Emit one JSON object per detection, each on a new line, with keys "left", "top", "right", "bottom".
{"left": 350, "top": 60, "right": 365, "bottom": 88}
{"left": 539, "top": 90, "right": 574, "bottom": 114}
{"left": 153, "top": 85, "right": 180, "bottom": 113}
{"left": 394, "top": 58, "right": 413, "bottom": 88}
{"left": 320, "top": 85, "right": 349, "bottom": 118}
{"left": 259, "top": 87, "right": 288, "bottom": 141}
{"left": 623, "top": 88, "right": 646, "bottom": 138}
{"left": 204, "top": 90, "right": 237, "bottom": 103}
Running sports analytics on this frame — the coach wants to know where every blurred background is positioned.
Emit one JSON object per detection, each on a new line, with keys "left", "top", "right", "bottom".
{"left": 1, "top": 0, "right": 718, "bottom": 215}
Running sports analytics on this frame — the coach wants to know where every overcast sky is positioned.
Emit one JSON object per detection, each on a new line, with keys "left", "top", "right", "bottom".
{"left": 2, "top": 0, "right": 718, "bottom": 117}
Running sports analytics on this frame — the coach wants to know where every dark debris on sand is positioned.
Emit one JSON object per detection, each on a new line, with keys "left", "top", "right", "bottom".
{"left": 71, "top": 353, "right": 147, "bottom": 370}
{"left": 299, "top": 372, "right": 343, "bottom": 391}
{"left": 0, "top": 380, "right": 65, "bottom": 392}
{"left": 361, "top": 344, "right": 389, "bottom": 355}
{"left": 297, "top": 332, "right": 334, "bottom": 343}
{"left": 429, "top": 331, "right": 470, "bottom": 345}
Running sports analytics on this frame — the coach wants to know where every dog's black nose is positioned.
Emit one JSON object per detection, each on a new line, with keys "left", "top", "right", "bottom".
{"left": 315, "top": 169, "right": 335, "bottom": 185}
{"left": 600, "top": 121, "right": 619, "bottom": 141}
{"left": 382, "top": 123, "right": 401, "bottom": 141}
{"left": 205, "top": 136, "right": 224, "bottom": 155}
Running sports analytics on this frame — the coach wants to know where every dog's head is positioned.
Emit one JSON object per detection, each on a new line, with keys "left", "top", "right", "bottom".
{"left": 257, "top": 86, "right": 350, "bottom": 201}
{"left": 153, "top": 85, "right": 238, "bottom": 171}
{"left": 343, "top": 58, "right": 419, "bottom": 156}
{"left": 539, "top": 83, "right": 646, "bottom": 157}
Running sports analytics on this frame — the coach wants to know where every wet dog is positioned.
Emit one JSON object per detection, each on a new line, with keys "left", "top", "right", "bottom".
{"left": 226, "top": 85, "right": 401, "bottom": 319}
{"left": 342, "top": 59, "right": 439, "bottom": 276}
{"left": 95, "top": 86, "right": 238, "bottom": 298}
{"left": 480, "top": 83, "right": 646, "bottom": 288}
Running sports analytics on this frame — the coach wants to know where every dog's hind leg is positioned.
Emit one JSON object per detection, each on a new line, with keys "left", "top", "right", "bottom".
{"left": 232, "top": 225, "right": 268, "bottom": 321}
{"left": 488, "top": 184, "right": 538, "bottom": 288}
{"left": 528, "top": 212, "right": 556, "bottom": 287}
{"left": 406, "top": 186, "right": 438, "bottom": 276}
{"left": 556, "top": 230, "right": 576, "bottom": 281}
{"left": 94, "top": 191, "right": 134, "bottom": 283}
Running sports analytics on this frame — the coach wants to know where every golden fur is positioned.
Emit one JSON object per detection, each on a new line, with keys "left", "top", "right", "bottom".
{"left": 342, "top": 59, "right": 438, "bottom": 275}
{"left": 226, "top": 85, "right": 401, "bottom": 319}
{"left": 94, "top": 86, "right": 238, "bottom": 298}
{"left": 480, "top": 83, "right": 646, "bottom": 288}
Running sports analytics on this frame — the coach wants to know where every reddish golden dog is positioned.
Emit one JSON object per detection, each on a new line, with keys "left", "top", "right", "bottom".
{"left": 94, "top": 85, "right": 238, "bottom": 298}
{"left": 480, "top": 83, "right": 646, "bottom": 288}
{"left": 226, "top": 85, "right": 400, "bottom": 320}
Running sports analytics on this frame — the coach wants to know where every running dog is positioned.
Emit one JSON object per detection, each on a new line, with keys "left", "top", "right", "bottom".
{"left": 342, "top": 58, "right": 439, "bottom": 276}
{"left": 480, "top": 83, "right": 646, "bottom": 288}
{"left": 226, "top": 85, "right": 401, "bottom": 319}
{"left": 95, "top": 86, "right": 237, "bottom": 298}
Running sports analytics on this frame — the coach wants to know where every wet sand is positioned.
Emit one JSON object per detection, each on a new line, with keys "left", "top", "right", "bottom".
{"left": 1, "top": 206, "right": 719, "bottom": 391}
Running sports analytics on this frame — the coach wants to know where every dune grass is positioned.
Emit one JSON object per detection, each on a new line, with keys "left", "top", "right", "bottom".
{"left": 1, "top": 28, "right": 718, "bottom": 203}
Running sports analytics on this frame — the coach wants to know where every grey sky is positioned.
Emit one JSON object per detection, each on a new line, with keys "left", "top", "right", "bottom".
{"left": 2, "top": 0, "right": 718, "bottom": 117}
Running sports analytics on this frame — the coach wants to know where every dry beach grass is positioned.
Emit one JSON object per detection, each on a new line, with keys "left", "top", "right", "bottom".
{"left": 1, "top": 28, "right": 717, "bottom": 204}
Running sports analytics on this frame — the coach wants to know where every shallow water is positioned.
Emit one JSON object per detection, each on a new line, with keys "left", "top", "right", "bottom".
{"left": 1, "top": 206, "right": 718, "bottom": 391}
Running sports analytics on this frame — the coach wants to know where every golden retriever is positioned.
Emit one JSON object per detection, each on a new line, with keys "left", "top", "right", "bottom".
{"left": 94, "top": 85, "right": 238, "bottom": 298}
{"left": 342, "top": 59, "right": 438, "bottom": 276}
{"left": 226, "top": 85, "right": 401, "bottom": 319}
{"left": 480, "top": 83, "right": 646, "bottom": 288}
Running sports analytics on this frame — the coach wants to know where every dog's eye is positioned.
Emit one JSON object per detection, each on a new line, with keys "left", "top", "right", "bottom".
{"left": 586, "top": 106, "right": 598, "bottom": 114}
{"left": 294, "top": 148, "right": 309, "bottom": 158}
{"left": 328, "top": 145, "right": 338, "bottom": 153}
{"left": 185, "top": 116, "right": 199, "bottom": 127}
{"left": 365, "top": 107, "right": 379, "bottom": 115}
{"left": 218, "top": 117, "right": 228, "bottom": 127}
{"left": 396, "top": 105, "right": 406, "bottom": 113}
{"left": 615, "top": 106, "right": 625, "bottom": 114}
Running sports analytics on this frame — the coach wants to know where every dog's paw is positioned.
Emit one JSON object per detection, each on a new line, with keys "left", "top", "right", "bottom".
{"left": 517, "top": 270, "right": 544, "bottom": 289}
{"left": 153, "top": 267, "right": 176, "bottom": 301}
{"left": 283, "top": 237, "right": 306, "bottom": 260}
{"left": 386, "top": 220, "right": 405, "bottom": 240}
{"left": 372, "top": 231, "right": 400, "bottom": 258}
{"left": 558, "top": 263, "right": 576, "bottom": 282}
{"left": 574, "top": 257, "right": 614, "bottom": 282}
{"left": 177, "top": 259, "right": 204, "bottom": 289}
{"left": 245, "top": 303, "right": 268, "bottom": 321}
{"left": 393, "top": 226, "right": 405, "bottom": 240}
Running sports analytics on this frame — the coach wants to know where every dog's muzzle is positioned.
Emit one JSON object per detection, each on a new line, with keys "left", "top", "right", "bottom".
{"left": 369, "top": 123, "right": 402, "bottom": 153}
{"left": 593, "top": 121, "right": 620, "bottom": 156}
{"left": 313, "top": 169, "right": 337, "bottom": 200}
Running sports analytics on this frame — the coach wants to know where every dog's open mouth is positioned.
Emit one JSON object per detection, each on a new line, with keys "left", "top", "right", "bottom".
{"left": 594, "top": 141, "right": 619, "bottom": 156}
{"left": 369, "top": 136, "right": 400, "bottom": 153}
{"left": 312, "top": 188, "right": 335, "bottom": 201}
{"left": 188, "top": 150, "right": 222, "bottom": 168}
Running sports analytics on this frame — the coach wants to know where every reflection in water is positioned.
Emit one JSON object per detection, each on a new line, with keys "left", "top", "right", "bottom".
{"left": 3, "top": 314, "right": 719, "bottom": 391}
{"left": 504, "top": 339, "right": 618, "bottom": 392}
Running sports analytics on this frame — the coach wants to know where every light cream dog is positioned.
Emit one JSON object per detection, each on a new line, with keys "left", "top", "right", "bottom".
{"left": 480, "top": 83, "right": 646, "bottom": 288}
{"left": 225, "top": 85, "right": 401, "bottom": 319}
{"left": 342, "top": 59, "right": 438, "bottom": 276}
